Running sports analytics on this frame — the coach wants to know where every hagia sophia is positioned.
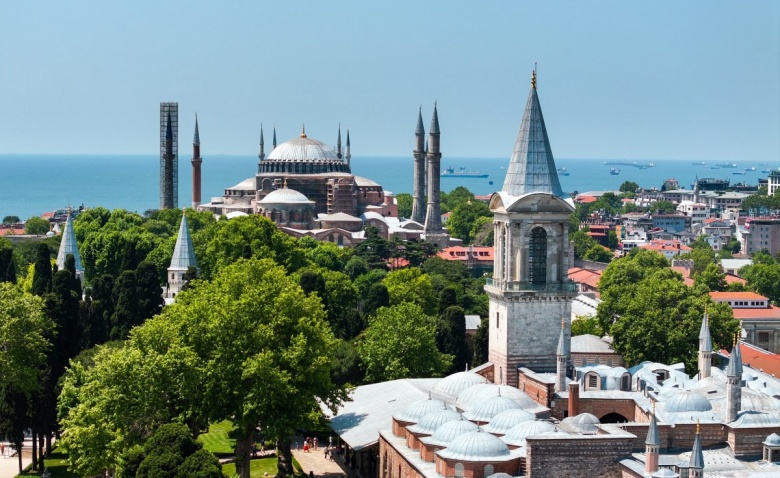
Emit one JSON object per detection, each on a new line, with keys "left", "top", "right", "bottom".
{"left": 317, "top": 73, "right": 780, "bottom": 478}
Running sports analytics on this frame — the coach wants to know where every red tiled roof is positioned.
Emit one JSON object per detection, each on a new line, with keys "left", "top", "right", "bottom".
{"left": 640, "top": 240, "right": 692, "bottom": 253}
{"left": 0, "top": 227, "right": 25, "bottom": 236}
{"left": 568, "top": 267, "right": 602, "bottom": 290}
{"left": 730, "top": 307, "right": 780, "bottom": 320}
{"left": 709, "top": 291, "right": 767, "bottom": 301}
{"left": 734, "top": 343, "right": 780, "bottom": 377}
{"left": 724, "top": 274, "right": 746, "bottom": 285}
{"left": 577, "top": 196, "right": 598, "bottom": 204}
{"left": 437, "top": 246, "right": 494, "bottom": 263}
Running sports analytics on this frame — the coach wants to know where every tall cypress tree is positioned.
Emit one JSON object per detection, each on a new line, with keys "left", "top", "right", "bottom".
{"left": 31, "top": 243, "right": 52, "bottom": 296}
{"left": 0, "top": 247, "right": 15, "bottom": 283}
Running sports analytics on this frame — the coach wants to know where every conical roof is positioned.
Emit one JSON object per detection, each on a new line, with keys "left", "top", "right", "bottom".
{"left": 56, "top": 211, "right": 84, "bottom": 273}
{"left": 727, "top": 340, "right": 743, "bottom": 377}
{"left": 556, "top": 321, "right": 566, "bottom": 356}
{"left": 699, "top": 314, "right": 712, "bottom": 353}
{"left": 429, "top": 103, "right": 440, "bottom": 135}
{"left": 169, "top": 213, "right": 197, "bottom": 271}
{"left": 689, "top": 427, "right": 704, "bottom": 469}
{"left": 416, "top": 107, "right": 425, "bottom": 135}
{"left": 193, "top": 114, "right": 200, "bottom": 145}
{"left": 502, "top": 74, "right": 565, "bottom": 198}
{"left": 646, "top": 408, "right": 660, "bottom": 446}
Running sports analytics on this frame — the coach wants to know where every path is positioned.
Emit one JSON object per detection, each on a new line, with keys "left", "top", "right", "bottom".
{"left": 0, "top": 440, "right": 32, "bottom": 478}
{"left": 292, "top": 443, "right": 351, "bottom": 478}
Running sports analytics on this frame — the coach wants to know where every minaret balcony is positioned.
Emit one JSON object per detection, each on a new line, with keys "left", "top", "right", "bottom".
{"left": 485, "top": 278, "right": 576, "bottom": 294}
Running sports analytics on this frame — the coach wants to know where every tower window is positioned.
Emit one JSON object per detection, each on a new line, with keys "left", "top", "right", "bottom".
{"left": 529, "top": 227, "right": 547, "bottom": 283}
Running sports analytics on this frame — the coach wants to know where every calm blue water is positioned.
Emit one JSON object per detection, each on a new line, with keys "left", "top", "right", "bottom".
{"left": 0, "top": 154, "right": 774, "bottom": 220}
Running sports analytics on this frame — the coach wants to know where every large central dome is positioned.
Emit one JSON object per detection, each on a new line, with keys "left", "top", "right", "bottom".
{"left": 267, "top": 136, "right": 341, "bottom": 162}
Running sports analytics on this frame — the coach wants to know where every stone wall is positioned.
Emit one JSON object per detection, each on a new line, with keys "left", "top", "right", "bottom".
{"left": 518, "top": 369, "right": 554, "bottom": 408}
{"left": 380, "top": 434, "right": 425, "bottom": 478}
{"left": 526, "top": 435, "right": 635, "bottom": 478}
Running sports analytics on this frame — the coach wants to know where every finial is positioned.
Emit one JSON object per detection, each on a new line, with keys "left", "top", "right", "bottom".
{"left": 561, "top": 318, "right": 565, "bottom": 330}
{"left": 283, "top": 178, "right": 288, "bottom": 188}
{"left": 696, "top": 419, "right": 700, "bottom": 434}
{"left": 300, "top": 124, "right": 307, "bottom": 138}
{"left": 652, "top": 402, "right": 656, "bottom": 415}
{"left": 531, "top": 69, "right": 537, "bottom": 89}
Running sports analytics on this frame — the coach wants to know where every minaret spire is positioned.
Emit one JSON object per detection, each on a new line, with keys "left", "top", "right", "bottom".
{"left": 273, "top": 127, "right": 277, "bottom": 150}
{"left": 259, "top": 125, "right": 265, "bottom": 160}
{"left": 191, "top": 114, "right": 202, "bottom": 208}
{"left": 555, "top": 318, "right": 568, "bottom": 392}
{"left": 424, "top": 102, "right": 444, "bottom": 241}
{"left": 345, "top": 129, "right": 351, "bottom": 168}
{"left": 698, "top": 310, "right": 712, "bottom": 379}
{"left": 645, "top": 402, "right": 660, "bottom": 474}
{"left": 166, "top": 211, "right": 198, "bottom": 300}
{"left": 56, "top": 208, "right": 85, "bottom": 283}
{"left": 726, "top": 334, "right": 743, "bottom": 422}
{"left": 412, "top": 106, "right": 427, "bottom": 223}
{"left": 688, "top": 421, "right": 704, "bottom": 477}
{"left": 336, "top": 124, "right": 342, "bottom": 159}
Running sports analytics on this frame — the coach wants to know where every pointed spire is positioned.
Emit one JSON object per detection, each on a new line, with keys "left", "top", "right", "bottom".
{"left": 689, "top": 421, "right": 704, "bottom": 470}
{"left": 430, "top": 102, "right": 440, "bottom": 135}
{"left": 699, "top": 312, "right": 712, "bottom": 353}
{"left": 56, "top": 209, "right": 84, "bottom": 276}
{"left": 556, "top": 318, "right": 566, "bottom": 356}
{"left": 192, "top": 114, "right": 200, "bottom": 146}
{"left": 502, "top": 70, "right": 565, "bottom": 198}
{"left": 727, "top": 336, "right": 743, "bottom": 377}
{"left": 165, "top": 111, "right": 173, "bottom": 141}
{"left": 301, "top": 124, "right": 307, "bottom": 139}
{"left": 258, "top": 124, "right": 265, "bottom": 161}
{"left": 646, "top": 403, "right": 660, "bottom": 446}
{"left": 336, "top": 124, "right": 342, "bottom": 159}
{"left": 416, "top": 106, "right": 425, "bottom": 135}
{"left": 346, "top": 129, "right": 351, "bottom": 147}
{"left": 170, "top": 212, "right": 198, "bottom": 271}
{"left": 273, "top": 127, "right": 277, "bottom": 149}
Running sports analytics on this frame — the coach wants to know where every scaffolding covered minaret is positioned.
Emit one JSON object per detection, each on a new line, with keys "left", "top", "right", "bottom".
{"left": 160, "top": 102, "right": 179, "bottom": 209}
{"left": 191, "top": 114, "right": 202, "bottom": 208}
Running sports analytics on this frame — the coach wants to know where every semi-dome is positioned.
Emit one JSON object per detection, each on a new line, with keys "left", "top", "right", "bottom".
{"left": 664, "top": 390, "right": 712, "bottom": 414}
{"left": 259, "top": 188, "right": 313, "bottom": 205}
{"left": 482, "top": 409, "right": 536, "bottom": 435}
{"left": 486, "top": 473, "right": 514, "bottom": 478}
{"left": 464, "top": 396, "right": 523, "bottom": 422}
{"left": 426, "top": 417, "right": 479, "bottom": 446}
{"left": 567, "top": 413, "right": 600, "bottom": 434}
{"left": 436, "top": 429, "right": 511, "bottom": 461}
{"left": 433, "top": 371, "right": 489, "bottom": 398}
{"left": 407, "top": 409, "right": 462, "bottom": 435}
{"left": 267, "top": 136, "right": 341, "bottom": 162}
{"left": 394, "top": 398, "right": 446, "bottom": 424}
{"left": 472, "top": 385, "right": 537, "bottom": 409}
{"left": 502, "top": 421, "right": 556, "bottom": 446}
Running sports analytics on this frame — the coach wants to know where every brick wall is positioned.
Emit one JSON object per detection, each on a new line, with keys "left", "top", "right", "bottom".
{"left": 518, "top": 370, "right": 554, "bottom": 407}
{"left": 526, "top": 436, "right": 634, "bottom": 478}
{"left": 380, "top": 435, "right": 425, "bottom": 478}
{"left": 550, "top": 397, "right": 640, "bottom": 422}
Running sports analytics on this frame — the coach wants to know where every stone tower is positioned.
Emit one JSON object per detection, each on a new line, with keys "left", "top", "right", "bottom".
{"left": 258, "top": 125, "right": 266, "bottom": 172}
{"left": 485, "top": 71, "right": 575, "bottom": 387}
{"left": 698, "top": 312, "right": 712, "bottom": 379}
{"left": 689, "top": 423, "right": 704, "bottom": 478}
{"left": 336, "top": 125, "right": 343, "bottom": 160}
{"left": 345, "top": 130, "right": 351, "bottom": 167}
{"left": 555, "top": 319, "right": 567, "bottom": 393}
{"left": 645, "top": 404, "right": 660, "bottom": 474}
{"left": 726, "top": 337, "right": 743, "bottom": 422}
{"left": 166, "top": 211, "right": 198, "bottom": 299}
{"left": 412, "top": 107, "right": 427, "bottom": 223}
{"left": 191, "top": 115, "right": 202, "bottom": 208}
{"left": 424, "top": 104, "right": 447, "bottom": 246}
{"left": 56, "top": 208, "right": 85, "bottom": 283}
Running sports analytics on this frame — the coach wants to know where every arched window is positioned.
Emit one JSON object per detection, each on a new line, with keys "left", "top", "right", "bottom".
{"left": 529, "top": 227, "right": 547, "bottom": 283}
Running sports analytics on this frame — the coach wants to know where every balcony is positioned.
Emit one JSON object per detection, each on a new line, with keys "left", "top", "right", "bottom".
{"left": 485, "top": 278, "right": 577, "bottom": 293}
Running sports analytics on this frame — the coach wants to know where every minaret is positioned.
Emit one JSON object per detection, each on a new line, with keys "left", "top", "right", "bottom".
{"left": 411, "top": 107, "right": 427, "bottom": 223}
{"left": 645, "top": 403, "right": 660, "bottom": 474}
{"left": 162, "top": 110, "right": 175, "bottom": 209}
{"left": 167, "top": 211, "right": 198, "bottom": 299}
{"left": 485, "top": 70, "right": 575, "bottom": 387}
{"left": 726, "top": 335, "right": 743, "bottom": 422}
{"left": 191, "top": 115, "right": 202, "bottom": 208}
{"left": 56, "top": 208, "right": 85, "bottom": 283}
{"left": 424, "top": 103, "right": 444, "bottom": 238}
{"left": 688, "top": 422, "right": 704, "bottom": 478}
{"left": 345, "top": 130, "right": 351, "bottom": 168}
{"left": 258, "top": 125, "right": 266, "bottom": 164}
{"left": 693, "top": 176, "right": 700, "bottom": 203}
{"left": 555, "top": 318, "right": 568, "bottom": 392}
{"left": 336, "top": 125, "right": 343, "bottom": 160}
{"left": 272, "top": 127, "right": 278, "bottom": 150}
{"left": 698, "top": 311, "right": 712, "bottom": 379}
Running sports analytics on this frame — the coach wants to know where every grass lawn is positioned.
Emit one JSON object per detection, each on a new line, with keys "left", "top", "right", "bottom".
{"left": 199, "top": 420, "right": 237, "bottom": 456}
{"left": 16, "top": 450, "right": 79, "bottom": 477}
{"left": 222, "top": 457, "right": 278, "bottom": 478}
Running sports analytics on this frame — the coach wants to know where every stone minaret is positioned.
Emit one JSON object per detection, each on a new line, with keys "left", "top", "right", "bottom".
{"left": 345, "top": 130, "right": 351, "bottom": 167}
{"left": 336, "top": 125, "right": 343, "bottom": 160}
{"left": 555, "top": 318, "right": 568, "bottom": 393}
{"left": 486, "top": 70, "right": 575, "bottom": 387}
{"left": 689, "top": 422, "right": 704, "bottom": 478}
{"left": 191, "top": 115, "right": 202, "bottom": 208}
{"left": 645, "top": 403, "right": 660, "bottom": 474}
{"left": 257, "top": 124, "right": 265, "bottom": 172}
{"left": 412, "top": 107, "right": 427, "bottom": 223}
{"left": 424, "top": 103, "right": 444, "bottom": 238}
{"left": 698, "top": 312, "right": 712, "bottom": 379}
{"left": 161, "top": 111, "right": 176, "bottom": 209}
{"left": 56, "top": 208, "right": 85, "bottom": 283}
{"left": 272, "top": 127, "right": 277, "bottom": 150}
{"left": 726, "top": 336, "right": 743, "bottom": 422}
{"left": 694, "top": 175, "right": 700, "bottom": 203}
{"left": 166, "top": 211, "right": 198, "bottom": 299}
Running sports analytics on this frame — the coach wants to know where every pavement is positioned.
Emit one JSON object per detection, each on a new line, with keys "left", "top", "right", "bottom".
{"left": 292, "top": 443, "right": 352, "bottom": 478}
{"left": 0, "top": 440, "right": 33, "bottom": 478}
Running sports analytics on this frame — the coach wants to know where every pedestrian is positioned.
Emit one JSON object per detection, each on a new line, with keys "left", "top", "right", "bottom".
{"left": 313, "top": 437, "right": 318, "bottom": 450}
{"left": 0, "top": 443, "right": 4, "bottom": 458}
{"left": 309, "top": 471, "right": 314, "bottom": 478}
{"left": 303, "top": 441, "right": 309, "bottom": 453}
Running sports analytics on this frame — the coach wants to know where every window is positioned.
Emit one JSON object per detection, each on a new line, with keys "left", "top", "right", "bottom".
{"left": 621, "top": 375, "right": 630, "bottom": 391}
{"left": 588, "top": 374, "right": 598, "bottom": 389}
{"left": 529, "top": 227, "right": 547, "bottom": 283}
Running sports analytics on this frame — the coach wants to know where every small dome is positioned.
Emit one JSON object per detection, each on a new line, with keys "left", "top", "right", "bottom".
{"left": 260, "top": 188, "right": 312, "bottom": 204}
{"left": 428, "top": 417, "right": 479, "bottom": 445}
{"left": 465, "top": 396, "right": 523, "bottom": 422}
{"left": 651, "top": 469, "right": 680, "bottom": 478}
{"left": 407, "top": 409, "right": 461, "bottom": 435}
{"left": 457, "top": 383, "right": 496, "bottom": 405}
{"left": 482, "top": 409, "right": 536, "bottom": 435}
{"left": 229, "top": 177, "right": 256, "bottom": 190}
{"left": 486, "top": 474, "right": 514, "bottom": 478}
{"left": 764, "top": 433, "right": 780, "bottom": 446}
{"left": 394, "top": 398, "right": 446, "bottom": 423}
{"left": 433, "top": 372, "right": 489, "bottom": 398}
{"left": 267, "top": 136, "right": 340, "bottom": 162}
{"left": 437, "top": 429, "right": 510, "bottom": 461}
{"left": 502, "top": 421, "right": 556, "bottom": 446}
{"left": 568, "top": 413, "right": 600, "bottom": 434}
{"left": 473, "top": 385, "right": 537, "bottom": 409}
{"left": 664, "top": 390, "right": 712, "bottom": 414}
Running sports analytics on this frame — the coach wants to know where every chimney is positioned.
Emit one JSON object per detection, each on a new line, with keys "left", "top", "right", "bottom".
{"left": 568, "top": 382, "right": 580, "bottom": 417}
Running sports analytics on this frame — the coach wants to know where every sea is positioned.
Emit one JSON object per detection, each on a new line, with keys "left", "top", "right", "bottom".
{"left": 0, "top": 154, "right": 775, "bottom": 220}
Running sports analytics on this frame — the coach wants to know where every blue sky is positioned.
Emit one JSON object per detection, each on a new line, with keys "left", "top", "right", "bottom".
{"left": 1, "top": 1, "right": 778, "bottom": 161}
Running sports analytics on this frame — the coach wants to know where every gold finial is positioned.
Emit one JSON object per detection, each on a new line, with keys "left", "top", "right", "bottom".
{"left": 531, "top": 69, "right": 537, "bottom": 89}
{"left": 652, "top": 402, "right": 656, "bottom": 415}
{"left": 300, "top": 124, "right": 307, "bottom": 138}
{"left": 561, "top": 318, "right": 565, "bottom": 330}
{"left": 696, "top": 420, "right": 700, "bottom": 434}
{"left": 283, "top": 178, "right": 288, "bottom": 188}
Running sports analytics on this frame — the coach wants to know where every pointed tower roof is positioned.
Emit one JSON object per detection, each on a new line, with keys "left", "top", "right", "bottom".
{"left": 416, "top": 106, "right": 425, "bottom": 135}
{"left": 556, "top": 319, "right": 566, "bottom": 356}
{"left": 346, "top": 130, "right": 351, "bottom": 147}
{"left": 689, "top": 423, "right": 704, "bottom": 469}
{"left": 273, "top": 127, "right": 277, "bottom": 149}
{"left": 165, "top": 111, "right": 173, "bottom": 141}
{"left": 646, "top": 404, "right": 660, "bottom": 446}
{"left": 699, "top": 313, "right": 712, "bottom": 353}
{"left": 56, "top": 210, "right": 84, "bottom": 273}
{"left": 260, "top": 124, "right": 265, "bottom": 147}
{"left": 430, "top": 102, "right": 440, "bottom": 135}
{"left": 169, "top": 212, "right": 198, "bottom": 271}
{"left": 727, "top": 338, "right": 743, "bottom": 377}
{"left": 502, "top": 71, "right": 565, "bottom": 198}
{"left": 193, "top": 114, "right": 200, "bottom": 145}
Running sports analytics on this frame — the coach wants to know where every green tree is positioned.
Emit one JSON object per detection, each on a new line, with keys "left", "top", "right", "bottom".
{"left": 470, "top": 316, "right": 489, "bottom": 368}
{"left": 3, "top": 215, "right": 21, "bottom": 224}
{"left": 358, "top": 303, "right": 452, "bottom": 382}
{"left": 31, "top": 243, "right": 52, "bottom": 296}
{"left": 470, "top": 216, "right": 494, "bottom": 246}
{"left": 570, "top": 229, "right": 599, "bottom": 259}
{"left": 395, "top": 193, "right": 413, "bottom": 219}
{"left": 648, "top": 200, "right": 676, "bottom": 214}
{"left": 571, "top": 316, "right": 603, "bottom": 337}
{"left": 440, "top": 186, "right": 475, "bottom": 212}
{"left": 695, "top": 263, "right": 727, "bottom": 292}
{"left": 436, "top": 306, "right": 469, "bottom": 373}
{"left": 132, "top": 423, "right": 222, "bottom": 478}
{"left": 0, "top": 239, "right": 15, "bottom": 283}
{"left": 344, "top": 256, "right": 369, "bottom": 281}
{"left": 25, "top": 216, "right": 50, "bottom": 235}
{"left": 619, "top": 181, "right": 640, "bottom": 193}
{"left": 583, "top": 244, "right": 612, "bottom": 263}
{"left": 363, "top": 283, "right": 390, "bottom": 319}
{"left": 740, "top": 262, "right": 780, "bottom": 305}
{"left": 383, "top": 267, "right": 436, "bottom": 315}
{"left": 447, "top": 200, "right": 491, "bottom": 244}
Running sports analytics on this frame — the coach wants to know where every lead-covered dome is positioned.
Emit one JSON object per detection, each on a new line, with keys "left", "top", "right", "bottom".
{"left": 259, "top": 134, "right": 350, "bottom": 174}
{"left": 394, "top": 398, "right": 446, "bottom": 424}
{"left": 567, "top": 413, "right": 600, "bottom": 434}
{"left": 407, "top": 409, "right": 462, "bottom": 435}
{"left": 259, "top": 188, "right": 313, "bottom": 204}
{"left": 437, "top": 429, "right": 511, "bottom": 461}
{"left": 502, "top": 421, "right": 556, "bottom": 446}
{"left": 465, "top": 396, "right": 524, "bottom": 422}
{"left": 425, "top": 417, "right": 480, "bottom": 446}
{"left": 473, "top": 385, "right": 537, "bottom": 409}
{"left": 482, "top": 409, "right": 536, "bottom": 435}
{"left": 664, "top": 390, "right": 712, "bottom": 413}
{"left": 433, "top": 372, "right": 489, "bottom": 398}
